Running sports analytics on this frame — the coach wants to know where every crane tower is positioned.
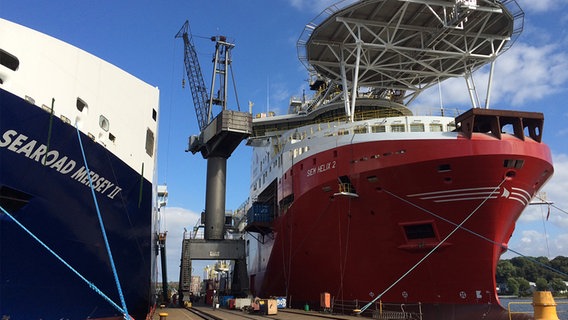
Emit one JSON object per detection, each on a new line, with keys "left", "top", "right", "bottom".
{"left": 175, "top": 20, "right": 251, "bottom": 303}
{"left": 175, "top": 20, "right": 252, "bottom": 240}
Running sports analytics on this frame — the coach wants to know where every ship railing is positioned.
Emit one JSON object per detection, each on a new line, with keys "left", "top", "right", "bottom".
{"left": 255, "top": 106, "right": 463, "bottom": 138}
{"left": 506, "top": 300, "right": 568, "bottom": 320}
{"left": 332, "top": 299, "right": 422, "bottom": 320}
{"left": 506, "top": 300, "right": 532, "bottom": 319}
{"left": 272, "top": 110, "right": 461, "bottom": 147}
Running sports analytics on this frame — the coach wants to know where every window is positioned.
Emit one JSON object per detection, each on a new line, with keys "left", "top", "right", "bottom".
{"left": 99, "top": 115, "right": 110, "bottom": 131}
{"left": 429, "top": 123, "right": 443, "bottom": 132}
{"left": 371, "top": 125, "right": 386, "bottom": 133}
{"left": 354, "top": 125, "right": 367, "bottom": 134}
{"left": 410, "top": 123, "right": 424, "bottom": 132}
{"left": 152, "top": 109, "right": 157, "bottom": 121}
{"left": 145, "top": 128, "right": 155, "bottom": 157}
{"left": 404, "top": 223, "right": 435, "bottom": 240}
{"left": 504, "top": 159, "right": 524, "bottom": 169}
{"left": 76, "top": 98, "right": 88, "bottom": 112}
{"left": 0, "top": 49, "right": 19, "bottom": 71}
{"left": 391, "top": 124, "right": 405, "bottom": 132}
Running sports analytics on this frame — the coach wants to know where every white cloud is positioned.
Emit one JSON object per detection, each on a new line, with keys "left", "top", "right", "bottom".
{"left": 506, "top": 230, "right": 568, "bottom": 258}
{"left": 497, "top": 44, "right": 568, "bottom": 105}
{"left": 288, "top": 0, "right": 338, "bottom": 13}
{"left": 413, "top": 40, "right": 568, "bottom": 111}
{"left": 504, "top": 153, "right": 568, "bottom": 259}
{"left": 516, "top": 0, "right": 568, "bottom": 13}
{"left": 159, "top": 206, "right": 201, "bottom": 281}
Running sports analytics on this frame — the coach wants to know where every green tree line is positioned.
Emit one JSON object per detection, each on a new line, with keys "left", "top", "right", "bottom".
{"left": 497, "top": 256, "right": 568, "bottom": 296}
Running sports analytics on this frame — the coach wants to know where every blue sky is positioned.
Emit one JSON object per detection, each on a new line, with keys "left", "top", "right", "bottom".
{"left": 2, "top": 0, "right": 567, "bottom": 283}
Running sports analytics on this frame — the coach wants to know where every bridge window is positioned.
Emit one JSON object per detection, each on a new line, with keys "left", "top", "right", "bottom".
{"left": 410, "top": 123, "right": 424, "bottom": 132}
{"left": 354, "top": 125, "right": 367, "bottom": 134}
{"left": 504, "top": 159, "right": 524, "bottom": 169}
{"left": 371, "top": 125, "right": 386, "bottom": 133}
{"left": 391, "top": 124, "right": 405, "bottom": 132}
{"left": 429, "top": 123, "right": 443, "bottom": 132}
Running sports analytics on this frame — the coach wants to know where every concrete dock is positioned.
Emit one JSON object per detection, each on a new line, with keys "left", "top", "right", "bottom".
{"left": 152, "top": 306, "right": 366, "bottom": 320}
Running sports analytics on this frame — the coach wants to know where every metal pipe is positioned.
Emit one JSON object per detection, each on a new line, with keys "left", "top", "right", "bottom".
{"left": 350, "top": 32, "right": 362, "bottom": 122}
{"left": 484, "top": 59, "right": 496, "bottom": 109}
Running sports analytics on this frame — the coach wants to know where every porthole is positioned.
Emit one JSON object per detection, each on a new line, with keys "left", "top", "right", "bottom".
{"left": 99, "top": 115, "right": 110, "bottom": 131}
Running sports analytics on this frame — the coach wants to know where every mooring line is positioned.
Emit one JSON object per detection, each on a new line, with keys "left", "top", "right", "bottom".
{"left": 76, "top": 124, "right": 130, "bottom": 319}
{"left": 0, "top": 204, "right": 124, "bottom": 314}
{"left": 383, "top": 184, "right": 568, "bottom": 279}
{"left": 358, "top": 178, "right": 507, "bottom": 313}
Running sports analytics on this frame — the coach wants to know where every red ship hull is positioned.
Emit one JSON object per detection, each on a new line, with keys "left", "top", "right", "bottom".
{"left": 249, "top": 133, "right": 552, "bottom": 320}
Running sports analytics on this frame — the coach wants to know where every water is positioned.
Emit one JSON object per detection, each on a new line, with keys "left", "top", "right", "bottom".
{"left": 499, "top": 297, "right": 568, "bottom": 320}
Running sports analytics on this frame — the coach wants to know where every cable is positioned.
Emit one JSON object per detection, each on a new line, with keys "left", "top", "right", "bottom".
{"left": 0, "top": 204, "right": 124, "bottom": 314}
{"left": 359, "top": 178, "right": 507, "bottom": 313}
{"left": 382, "top": 184, "right": 568, "bottom": 279}
{"left": 76, "top": 125, "right": 131, "bottom": 319}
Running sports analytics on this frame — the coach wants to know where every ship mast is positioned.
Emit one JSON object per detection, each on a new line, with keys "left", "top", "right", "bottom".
{"left": 297, "top": 0, "right": 524, "bottom": 119}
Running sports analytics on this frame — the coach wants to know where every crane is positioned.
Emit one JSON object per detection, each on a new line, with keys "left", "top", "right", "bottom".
{"left": 174, "top": 20, "right": 252, "bottom": 303}
{"left": 175, "top": 20, "right": 237, "bottom": 132}
{"left": 175, "top": 20, "right": 209, "bottom": 131}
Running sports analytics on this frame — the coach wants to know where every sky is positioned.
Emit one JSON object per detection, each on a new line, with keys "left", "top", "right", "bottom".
{"left": 1, "top": 0, "right": 567, "bottom": 284}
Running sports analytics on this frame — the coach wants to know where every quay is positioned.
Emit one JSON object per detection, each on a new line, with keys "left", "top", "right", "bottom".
{"left": 153, "top": 306, "right": 365, "bottom": 320}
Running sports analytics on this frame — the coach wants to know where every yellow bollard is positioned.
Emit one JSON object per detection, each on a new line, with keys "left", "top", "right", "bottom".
{"left": 533, "top": 291, "right": 559, "bottom": 320}
{"left": 158, "top": 312, "right": 169, "bottom": 320}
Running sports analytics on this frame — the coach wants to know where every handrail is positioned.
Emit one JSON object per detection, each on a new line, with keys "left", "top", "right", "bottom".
{"left": 507, "top": 300, "right": 568, "bottom": 320}
{"left": 507, "top": 301, "right": 532, "bottom": 320}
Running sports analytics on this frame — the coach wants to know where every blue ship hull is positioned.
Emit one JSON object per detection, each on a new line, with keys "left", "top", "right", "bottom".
{"left": 0, "top": 89, "right": 156, "bottom": 319}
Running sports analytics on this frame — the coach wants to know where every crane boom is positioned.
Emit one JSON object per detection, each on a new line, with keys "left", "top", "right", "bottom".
{"left": 175, "top": 20, "right": 209, "bottom": 131}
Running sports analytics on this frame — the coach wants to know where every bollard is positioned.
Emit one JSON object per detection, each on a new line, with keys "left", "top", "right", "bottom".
{"left": 158, "top": 312, "right": 169, "bottom": 320}
{"left": 533, "top": 291, "right": 559, "bottom": 320}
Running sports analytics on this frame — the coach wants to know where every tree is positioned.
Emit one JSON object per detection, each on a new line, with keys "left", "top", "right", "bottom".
{"left": 550, "top": 278, "right": 567, "bottom": 295}
{"left": 507, "top": 278, "right": 519, "bottom": 296}
{"left": 496, "top": 260, "right": 516, "bottom": 283}
{"left": 516, "top": 277, "right": 531, "bottom": 297}
{"left": 535, "top": 277, "right": 548, "bottom": 291}
{"left": 550, "top": 256, "right": 568, "bottom": 278}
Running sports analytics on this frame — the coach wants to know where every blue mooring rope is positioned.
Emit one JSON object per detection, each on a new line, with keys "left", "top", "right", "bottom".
{"left": 75, "top": 125, "right": 130, "bottom": 319}
{"left": 0, "top": 204, "right": 124, "bottom": 314}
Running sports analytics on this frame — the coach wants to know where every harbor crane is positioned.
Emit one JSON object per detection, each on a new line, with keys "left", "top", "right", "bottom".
{"left": 175, "top": 19, "right": 251, "bottom": 238}
{"left": 175, "top": 20, "right": 251, "bottom": 304}
{"left": 175, "top": 21, "right": 209, "bottom": 132}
